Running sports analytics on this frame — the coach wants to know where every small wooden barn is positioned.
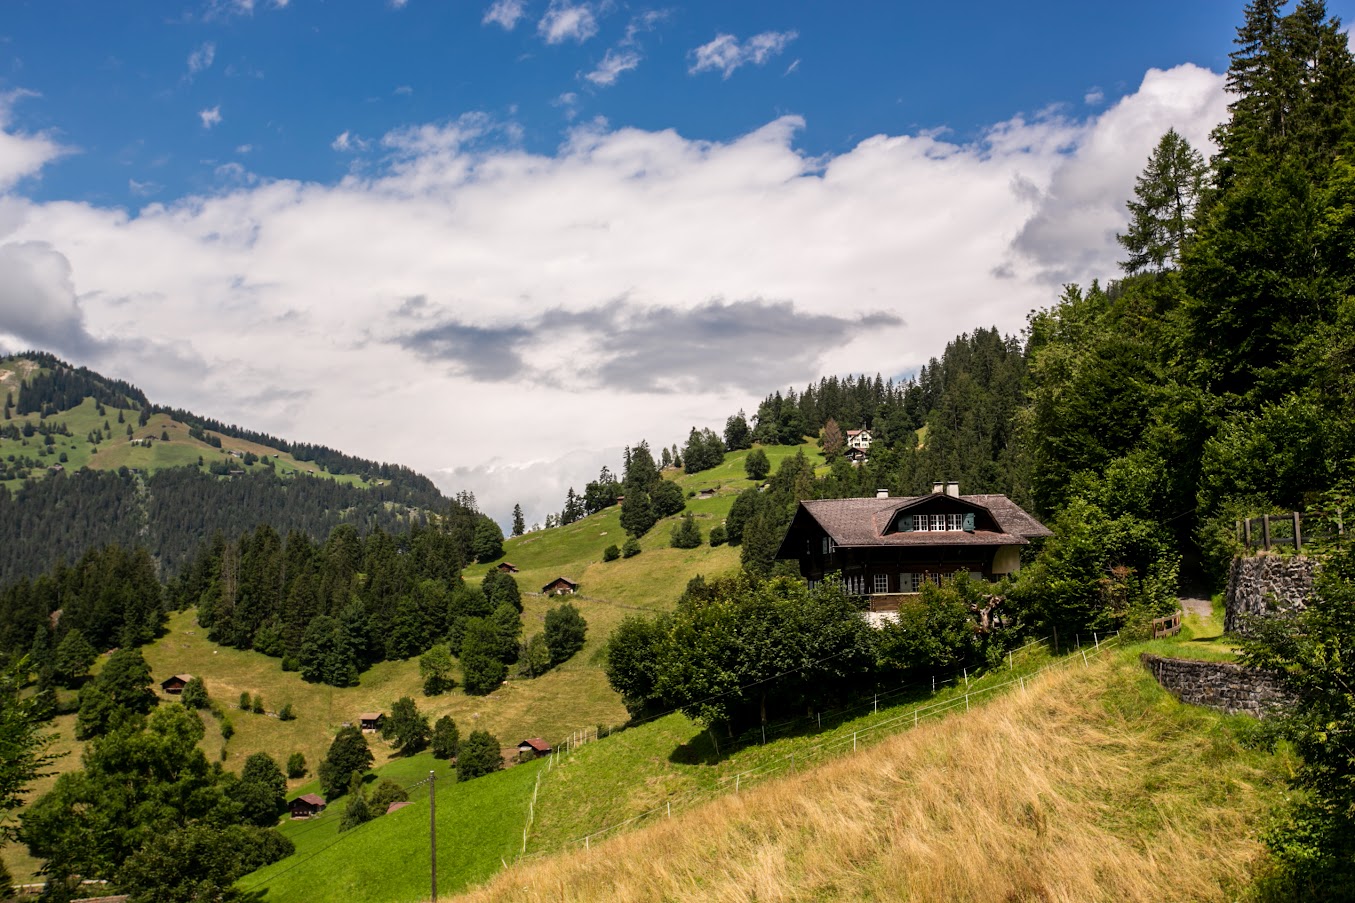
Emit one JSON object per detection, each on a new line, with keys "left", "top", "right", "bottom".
{"left": 496, "top": 562, "right": 520, "bottom": 573}
{"left": 517, "top": 738, "right": 552, "bottom": 760}
{"left": 289, "top": 793, "right": 327, "bottom": 819}
{"left": 359, "top": 712, "right": 385, "bottom": 732}
{"left": 541, "top": 577, "right": 579, "bottom": 596}
{"left": 160, "top": 674, "right": 194, "bottom": 695}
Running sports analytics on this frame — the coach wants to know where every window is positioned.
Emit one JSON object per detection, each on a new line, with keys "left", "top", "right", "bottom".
{"left": 821, "top": 536, "right": 836, "bottom": 555}
{"left": 904, "top": 512, "right": 972, "bottom": 532}
{"left": 873, "top": 573, "right": 889, "bottom": 594}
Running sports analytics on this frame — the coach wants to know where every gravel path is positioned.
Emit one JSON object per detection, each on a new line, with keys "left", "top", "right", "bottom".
{"left": 1179, "top": 596, "right": 1213, "bottom": 619}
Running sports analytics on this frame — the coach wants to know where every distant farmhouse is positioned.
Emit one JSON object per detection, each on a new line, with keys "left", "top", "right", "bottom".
{"left": 542, "top": 577, "right": 579, "bottom": 595}
{"left": 160, "top": 674, "right": 194, "bottom": 695}
{"left": 846, "top": 428, "right": 872, "bottom": 451}
{"left": 290, "top": 794, "right": 327, "bottom": 819}
{"left": 776, "top": 481, "right": 1051, "bottom": 613}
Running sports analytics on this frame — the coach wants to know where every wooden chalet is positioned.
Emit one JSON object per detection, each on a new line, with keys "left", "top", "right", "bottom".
{"left": 289, "top": 793, "right": 327, "bottom": 819}
{"left": 496, "top": 562, "right": 520, "bottom": 574}
{"left": 844, "top": 446, "right": 869, "bottom": 465}
{"left": 359, "top": 712, "right": 385, "bottom": 732}
{"left": 160, "top": 674, "right": 194, "bottom": 695}
{"left": 776, "top": 482, "right": 1051, "bottom": 613}
{"left": 541, "top": 577, "right": 579, "bottom": 595}
{"left": 517, "top": 738, "right": 552, "bottom": 760}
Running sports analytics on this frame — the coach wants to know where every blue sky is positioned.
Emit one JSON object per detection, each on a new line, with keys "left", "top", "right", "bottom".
{"left": 0, "top": 1, "right": 1351, "bottom": 526}
{"left": 6, "top": 1, "right": 1269, "bottom": 204}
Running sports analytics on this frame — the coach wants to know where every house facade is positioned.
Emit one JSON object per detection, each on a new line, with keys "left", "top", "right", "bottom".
{"left": 845, "top": 428, "right": 872, "bottom": 451}
{"left": 775, "top": 483, "right": 1051, "bottom": 612}
{"left": 542, "top": 577, "right": 578, "bottom": 595}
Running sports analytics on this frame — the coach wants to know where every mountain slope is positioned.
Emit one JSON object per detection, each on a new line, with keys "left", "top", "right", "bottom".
{"left": 0, "top": 352, "right": 451, "bottom": 583}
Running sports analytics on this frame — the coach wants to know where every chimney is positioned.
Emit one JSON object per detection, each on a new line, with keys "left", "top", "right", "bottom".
{"left": 945, "top": 481, "right": 960, "bottom": 498}
{"left": 931, "top": 481, "right": 944, "bottom": 495}
{"left": 876, "top": 488, "right": 889, "bottom": 499}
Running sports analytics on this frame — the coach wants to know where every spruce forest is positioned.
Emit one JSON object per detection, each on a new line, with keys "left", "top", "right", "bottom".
{"left": 1, "top": 2, "right": 1355, "bottom": 901}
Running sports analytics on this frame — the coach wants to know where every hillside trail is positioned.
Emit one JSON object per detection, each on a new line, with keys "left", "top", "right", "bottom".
{"left": 1179, "top": 596, "right": 1212, "bottom": 619}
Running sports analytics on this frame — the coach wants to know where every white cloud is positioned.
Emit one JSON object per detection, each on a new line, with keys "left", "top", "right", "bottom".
{"left": 1010, "top": 64, "right": 1228, "bottom": 284}
{"left": 585, "top": 49, "right": 641, "bottom": 86}
{"left": 1084, "top": 87, "right": 1105, "bottom": 105}
{"left": 483, "top": 0, "right": 526, "bottom": 30}
{"left": 198, "top": 106, "right": 222, "bottom": 128}
{"left": 187, "top": 42, "right": 216, "bottom": 76}
{"left": 0, "top": 64, "right": 1227, "bottom": 527}
{"left": 689, "top": 30, "right": 797, "bottom": 78}
{"left": 236, "top": 144, "right": 254, "bottom": 154}
{"left": 128, "top": 178, "right": 162, "bottom": 196}
{"left": 0, "top": 92, "right": 67, "bottom": 190}
{"left": 331, "top": 130, "right": 369, "bottom": 152}
{"left": 538, "top": 1, "right": 597, "bottom": 44}
{"left": 390, "top": 0, "right": 409, "bottom": 8}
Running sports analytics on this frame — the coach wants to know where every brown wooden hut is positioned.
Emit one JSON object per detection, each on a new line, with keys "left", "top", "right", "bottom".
{"left": 160, "top": 674, "right": 194, "bottom": 695}
{"left": 359, "top": 712, "right": 385, "bottom": 732}
{"left": 541, "top": 577, "right": 578, "bottom": 595}
{"left": 517, "top": 738, "right": 552, "bottom": 760}
{"left": 289, "top": 793, "right": 327, "bottom": 819}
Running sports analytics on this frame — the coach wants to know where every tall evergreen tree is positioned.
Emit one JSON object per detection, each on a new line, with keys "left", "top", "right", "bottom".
{"left": 511, "top": 504, "right": 525, "bottom": 537}
{"left": 1118, "top": 128, "right": 1206, "bottom": 273}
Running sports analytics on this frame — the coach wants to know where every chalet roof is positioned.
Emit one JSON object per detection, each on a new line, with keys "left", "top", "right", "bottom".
{"left": 518, "top": 737, "right": 552, "bottom": 752}
{"left": 788, "top": 495, "right": 1051, "bottom": 551}
{"left": 162, "top": 673, "right": 194, "bottom": 684}
{"left": 295, "top": 793, "right": 326, "bottom": 807}
{"left": 359, "top": 712, "right": 384, "bottom": 721}
{"left": 387, "top": 801, "right": 413, "bottom": 814}
{"left": 541, "top": 577, "right": 578, "bottom": 591}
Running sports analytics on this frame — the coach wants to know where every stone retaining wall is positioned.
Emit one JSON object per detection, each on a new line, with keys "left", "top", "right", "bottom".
{"left": 1224, "top": 553, "right": 1318, "bottom": 633}
{"left": 1140, "top": 654, "right": 1292, "bottom": 718}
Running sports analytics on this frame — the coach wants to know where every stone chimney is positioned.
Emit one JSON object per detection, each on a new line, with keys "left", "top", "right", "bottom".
{"left": 931, "top": 481, "right": 944, "bottom": 495}
{"left": 876, "top": 488, "right": 889, "bottom": 499}
{"left": 945, "top": 481, "right": 960, "bottom": 498}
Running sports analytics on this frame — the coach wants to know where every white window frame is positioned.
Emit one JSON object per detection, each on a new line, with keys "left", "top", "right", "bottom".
{"left": 873, "top": 573, "right": 889, "bottom": 594}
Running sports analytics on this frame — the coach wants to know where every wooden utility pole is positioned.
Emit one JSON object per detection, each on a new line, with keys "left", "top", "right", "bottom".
{"left": 429, "top": 770, "right": 437, "bottom": 902}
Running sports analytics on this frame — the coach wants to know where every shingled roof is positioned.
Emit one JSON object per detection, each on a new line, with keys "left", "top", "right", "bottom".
{"left": 788, "top": 494, "right": 1051, "bottom": 550}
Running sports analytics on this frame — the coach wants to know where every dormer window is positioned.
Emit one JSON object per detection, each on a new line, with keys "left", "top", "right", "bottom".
{"left": 821, "top": 536, "right": 836, "bottom": 554}
{"left": 897, "top": 512, "right": 975, "bottom": 532}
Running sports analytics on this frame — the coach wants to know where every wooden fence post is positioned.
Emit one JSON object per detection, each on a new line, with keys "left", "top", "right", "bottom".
{"left": 1262, "top": 514, "right": 1271, "bottom": 551}
{"left": 1293, "top": 511, "right": 1302, "bottom": 552}
{"left": 1243, "top": 517, "right": 1252, "bottom": 549}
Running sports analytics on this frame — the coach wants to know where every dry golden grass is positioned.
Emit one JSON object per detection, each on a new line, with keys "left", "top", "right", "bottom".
{"left": 451, "top": 654, "right": 1288, "bottom": 903}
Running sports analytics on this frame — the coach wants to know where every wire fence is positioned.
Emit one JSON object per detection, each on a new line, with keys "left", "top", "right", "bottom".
{"left": 525, "top": 633, "right": 1120, "bottom": 857}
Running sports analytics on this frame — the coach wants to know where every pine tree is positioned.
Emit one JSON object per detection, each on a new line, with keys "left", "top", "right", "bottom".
{"left": 669, "top": 512, "right": 703, "bottom": 549}
{"left": 511, "top": 504, "right": 525, "bottom": 537}
{"left": 1118, "top": 129, "right": 1206, "bottom": 273}
{"left": 338, "top": 772, "right": 372, "bottom": 831}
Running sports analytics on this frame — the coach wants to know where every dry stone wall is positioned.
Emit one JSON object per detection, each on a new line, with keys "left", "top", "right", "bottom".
{"left": 1224, "top": 553, "right": 1318, "bottom": 633}
{"left": 1140, "top": 654, "right": 1292, "bottom": 718}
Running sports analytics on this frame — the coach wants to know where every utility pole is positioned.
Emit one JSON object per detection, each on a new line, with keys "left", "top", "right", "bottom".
{"left": 429, "top": 770, "right": 437, "bottom": 902}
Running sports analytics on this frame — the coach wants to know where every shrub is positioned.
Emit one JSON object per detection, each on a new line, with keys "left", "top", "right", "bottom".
{"left": 709, "top": 525, "right": 727, "bottom": 547}
{"left": 457, "top": 730, "right": 502, "bottom": 781}
{"left": 622, "top": 537, "right": 641, "bottom": 558}
{"left": 544, "top": 603, "right": 588, "bottom": 666}
{"left": 431, "top": 716, "right": 459, "bottom": 760}
{"left": 277, "top": 703, "right": 295, "bottom": 721}
{"left": 602, "top": 544, "right": 620, "bottom": 562}
{"left": 286, "top": 752, "right": 306, "bottom": 779}
{"left": 669, "top": 512, "right": 702, "bottom": 549}
{"left": 180, "top": 676, "right": 209, "bottom": 710}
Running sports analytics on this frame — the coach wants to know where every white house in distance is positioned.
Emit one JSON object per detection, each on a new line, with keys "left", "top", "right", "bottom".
{"left": 846, "top": 429, "right": 872, "bottom": 451}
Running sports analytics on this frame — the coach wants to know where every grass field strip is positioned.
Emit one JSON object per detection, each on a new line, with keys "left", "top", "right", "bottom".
{"left": 236, "top": 773, "right": 436, "bottom": 893}
{"left": 521, "top": 633, "right": 1120, "bottom": 858}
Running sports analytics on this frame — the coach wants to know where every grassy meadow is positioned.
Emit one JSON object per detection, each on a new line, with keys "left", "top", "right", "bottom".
{"left": 453, "top": 649, "right": 1294, "bottom": 903}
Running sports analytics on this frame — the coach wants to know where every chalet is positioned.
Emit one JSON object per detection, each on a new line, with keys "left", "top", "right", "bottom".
{"left": 846, "top": 428, "right": 872, "bottom": 451}
{"left": 160, "top": 674, "right": 194, "bottom": 695}
{"left": 517, "top": 738, "right": 552, "bottom": 760}
{"left": 359, "top": 712, "right": 385, "bottom": 732}
{"left": 775, "top": 482, "right": 1051, "bottom": 614}
{"left": 495, "top": 562, "right": 520, "bottom": 574}
{"left": 289, "top": 794, "right": 327, "bottom": 819}
{"left": 844, "top": 446, "right": 869, "bottom": 465}
{"left": 542, "top": 577, "right": 579, "bottom": 595}
{"left": 696, "top": 489, "right": 716, "bottom": 500}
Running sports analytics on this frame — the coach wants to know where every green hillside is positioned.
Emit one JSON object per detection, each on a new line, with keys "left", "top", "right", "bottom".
{"left": 0, "top": 357, "right": 374, "bottom": 492}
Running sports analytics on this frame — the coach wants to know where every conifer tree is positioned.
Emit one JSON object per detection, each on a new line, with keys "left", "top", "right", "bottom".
{"left": 511, "top": 504, "right": 525, "bottom": 537}
{"left": 1117, "top": 128, "right": 1205, "bottom": 273}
